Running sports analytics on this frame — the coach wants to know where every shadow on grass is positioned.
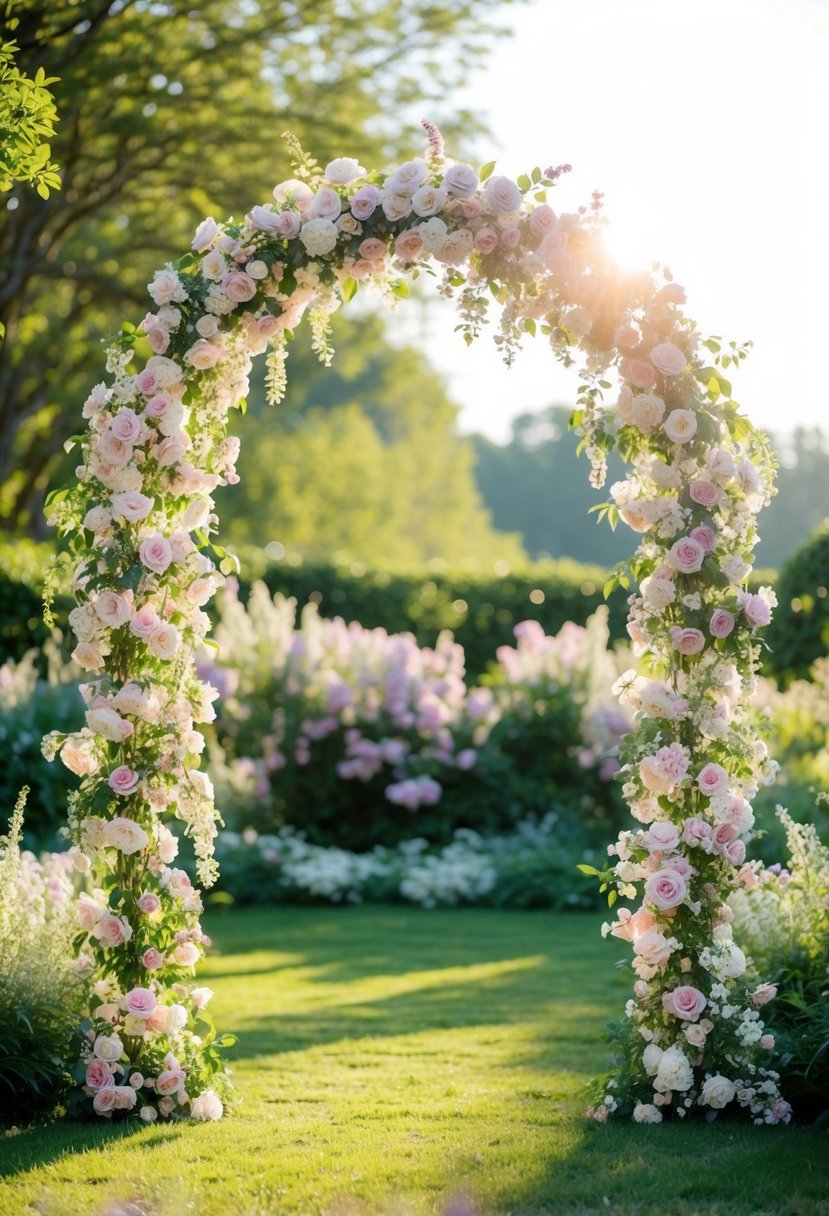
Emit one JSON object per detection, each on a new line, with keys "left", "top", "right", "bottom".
{"left": 204, "top": 906, "right": 627, "bottom": 1076}
{"left": 0, "top": 1118, "right": 185, "bottom": 1182}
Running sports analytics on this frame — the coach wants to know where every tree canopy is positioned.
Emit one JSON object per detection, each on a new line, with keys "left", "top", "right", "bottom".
{"left": 0, "top": 0, "right": 514, "bottom": 529}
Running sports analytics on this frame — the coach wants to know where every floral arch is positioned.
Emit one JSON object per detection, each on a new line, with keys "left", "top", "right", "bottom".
{"left": 44, "top": 124, "right": 790, "bottom": 1126}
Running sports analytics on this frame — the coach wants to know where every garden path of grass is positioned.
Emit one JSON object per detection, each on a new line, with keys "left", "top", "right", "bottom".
{"left": 0, "top": 907, "right": 827, "bottom": 1216}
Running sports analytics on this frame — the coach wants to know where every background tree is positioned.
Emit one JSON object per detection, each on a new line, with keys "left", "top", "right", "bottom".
{"left": 471, "top": 406, "right": 829, "bottom": 571}
{"left": 216, "top": 312, "right": 525, "bottom": 566}
{"left": 0, "top": 0, "right": 514, "bottom": 531}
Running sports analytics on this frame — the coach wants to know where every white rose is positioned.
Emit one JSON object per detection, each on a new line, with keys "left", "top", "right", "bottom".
{"left": 442, "top": 163, "right": 479, "bottom": 197}
{"left": 663, "top": 409, "right": 698, "bottom": 444}
{"left": 411, "top": 184, "right": 448, "bottom": 217}
{"left": 102, "top": 818, "right": 149, "bottom": 856}
{"left": 701, "top": 1074, "right": 736, "bottom": 1109}
{"left": 386, "top": 159, "right": 428, "bottom": 196}
{"left": 191, "top": 1088, "right": 224, "bottom": 1120}
{"left": 641, "top": 575, "right": 676, "bottom": 611}
{"left": 381, "top": 192, "right": 413, "bottom": 222}
{"left": 642, "top": 1043, "right": 663, "bottom": 1076}
{"left": 633, "top": 1102, "right": 663, "bottom": 1124}
{"left": 94, "top": 1033, "right": 123, "bottom": 1062}
{"left": 324, "top": 157, "right": 366, "bottom": 185}
{"left": 435, "top": 228, "right": 474, "bottom": 264}
{"left": 417, "top": 217, "right": 448, "bottom": 252}
{"left": 654, "top": 1044, "right": 693, "bottom": 1093}
{"left": 299, "top": 219, "right": 339, "bottom": 256}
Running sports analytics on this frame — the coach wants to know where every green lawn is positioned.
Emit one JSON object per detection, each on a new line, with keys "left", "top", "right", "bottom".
{"left": 0, "top": 907, "right": 827, "bottom": 1216}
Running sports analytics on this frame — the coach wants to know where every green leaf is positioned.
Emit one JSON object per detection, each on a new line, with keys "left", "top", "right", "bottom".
{"left": 341, "top": 276, "right": 357, "bottom": 303}
{"left": 479, "top": 160, "right": 496, "bottom": 182}
{"left": 391, "top": 280, "right": 410, "bottom": 299}
{"left": 576, "top": 864, "right": 598, "bottom": 875}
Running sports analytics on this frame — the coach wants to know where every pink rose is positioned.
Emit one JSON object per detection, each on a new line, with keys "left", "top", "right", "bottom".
{"left": 650, "top": 342, "right": 687, "bottom": 375}
{"left": 122, "top": 987, "right": 157, "bottom": 1019}
{"left": 142, "top": 947, "right": 165, "bottom": 970}
{"left": 689, "top": 480, "right": 720, "bottom": 508}
{"left": 529, "top": 204, "right": 556, "bottom": 238}
{"left": 484, "top": 175, "right": 522, "bottom": 215}
{"left": 723, "top": 839, "right": 746, "bottom": 865}
{"left": 109, "top": 408, "right": 143, "bottom": 444}
{"left": 138, "top": 891, "right": 162, "bottom": 915}
{"left": 751, "top": 983, "right": 777, "bottom": 1007}
{"left": 350, "top": 184, "right": 379, "bottom": 219}
{"left": 172, "top": 941, "right": 200, "bottom": 967}
{"left": 394, "top": 229, "right": 424, "bottom": 261}
{"left": 644, "top": 821, "right": 680, "bottom": 853}
{"left": 669, "top": 536, "right": 706, "bottom": 574}
{"left": 309, "top": 186, "right": 342, "bottom": 222}
{"left": 682, "top": 817, "right": 711, "bottom": 846}
{"left": 710, "top": 608, "right": 735, "bottom": 638}
{"left": 93, "top": 1087, "right": 118, "bottom": 1116}
{"left": 645, "top": 868, "right": 687, "bottom": 911}
{"left": 92, "top": 914, "right": 133, "bottom": 948}
{"left": 743, "top": 593, "right": 772, "bottom": 628}
{"left": 185, "top": 339, "right": 222, "bottom": 369}
{"left": 86, "top": 1060, "right": 115, "bottom": 1090}
{"left": 473, "top": 226, "right": 499, "bottom": 254}
{"left": 136, "top": 369, "right": 158, "bottom": 395}
{"left": 713, "top": 823, "right": 739, "bottom": 850}
{"left": 620, "top": 357, "right": 657, "bottom": 390}
{"left": 223, "top": 270, "right": 257, "bottom": 302}
{"left": 94, "top": 590, "right": 132, "bottom": 628}
{"left": 501, "top": 226, "right": 521, "bottom": 250}
{"left": 130, "top": 605, "right": 160, "bottom": 638}
{"left": 155, "top": 1068, "right": 186, "bottom": 1096}
{"left": 669, "top": 627, "right": 705, "bottom": 655}
{"left": 690, "top": 525, "right": 717, "bottom": 552}
{"left": 697, "top": 763, "right": 728, "bottom": 796}
{"left": 139, "top": 535, "right": 173, "bottom": 575}
{"left": 108, "top": 766, "right": 139, "bottom": 796}
{"left": 358, "top": 237, "right": 387, "bottom": 261}
{"left": 663, "top": 985, "right": 707, "bottom": 1021}
{"left": 111, "top": 491, "right": 154, "bottom": 523}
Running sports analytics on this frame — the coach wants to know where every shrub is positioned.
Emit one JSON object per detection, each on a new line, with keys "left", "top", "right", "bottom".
{"left": 206, "top": 583, "right": 629, "bottom": 851}
{"left": 765, "top": 521, "right": 829, "bottom": 685}
{"left": 201, "top": 813, "right": 603, "bottom": 910}
{"left": 729, "top": 807, "right": 829, "bottom": 1126}
{"left": 0, "top": 647, "right": 85, "bottom": 840}
{"left": 0, "top": 537, "right": 73, "bottom": 665}
{"left": 0, "top": 790, "right": 82, "bottom": 1124}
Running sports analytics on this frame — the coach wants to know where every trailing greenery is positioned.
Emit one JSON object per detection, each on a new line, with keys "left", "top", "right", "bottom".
{"left": 765, "top": 520, "right": 829, "bottom": 685}
{"left": 0, "top": 789, "right": 81, "bottom": 1123}
{"left": 0, "top": 907, "right": 826, "bottom": 1215}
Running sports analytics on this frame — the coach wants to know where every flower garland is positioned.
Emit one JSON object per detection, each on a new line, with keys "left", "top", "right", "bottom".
{"left": 44, "top": 124, "right": 787, "bottom": 1124}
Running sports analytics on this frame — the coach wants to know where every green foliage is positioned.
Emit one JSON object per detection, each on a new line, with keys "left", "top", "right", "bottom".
{"left": 0, "top": 790, "right": 80, "bottom": 1123}
{"left": 0, "top": 0, "right": 512, "bottom": 529}
{"left": 0, "top": 649, "right": 84, "bottom": 841}
{"left": 765, "top": 520, "right": 829, "bottom": 684}
{"left": 0, "top": 35, "right": 60, "bottom": 197}
{"left": 729, "top": 810, "right": 829, "bottom": 1126}
{"left": 0, "top": 535, "right": 73, "bottom": 662}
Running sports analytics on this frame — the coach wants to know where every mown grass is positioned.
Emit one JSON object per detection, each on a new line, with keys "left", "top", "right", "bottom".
{"left": 0, "top": 907, "right": 826, "bottom": 1216}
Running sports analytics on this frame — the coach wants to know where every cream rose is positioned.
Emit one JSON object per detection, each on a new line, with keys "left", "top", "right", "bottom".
{"left": 299, "top": 219, "right": 339, "bottom": 256}
{"left": 700, "top": 1074, "right": 736, "bottom": 1109}
{"left": 102, "top": 817, "right": 148, "bottom": 855}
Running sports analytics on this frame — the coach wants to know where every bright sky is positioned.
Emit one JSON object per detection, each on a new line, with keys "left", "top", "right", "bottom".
{"left": 394, "top": 0, "right": 829, "bottom": 443}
